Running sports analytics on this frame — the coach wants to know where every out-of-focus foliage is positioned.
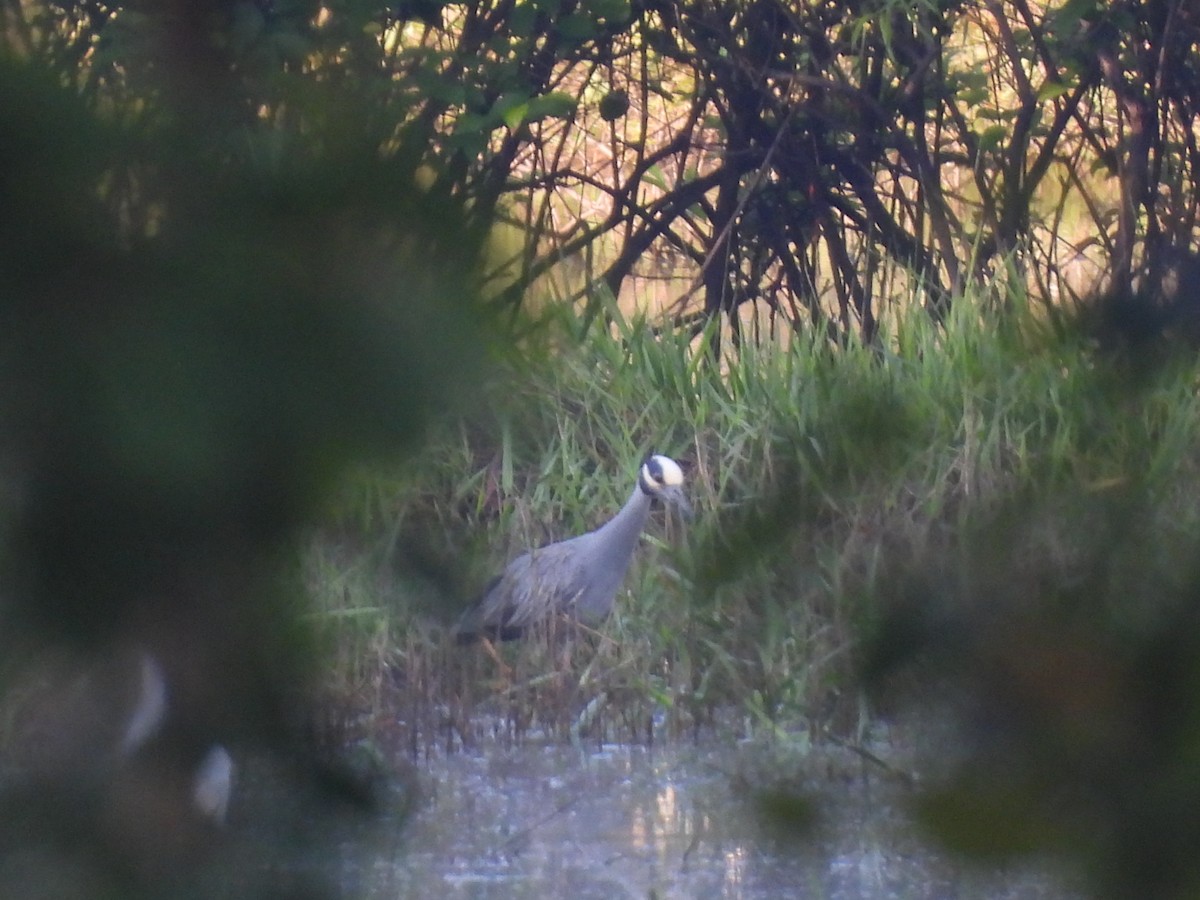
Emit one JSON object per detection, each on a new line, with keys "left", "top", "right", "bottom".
{"left": 861, "top": 347, "right": 1200, "bottom": 899}
{"left": 867, "top": 491, "right": 1200, "bottom": 899}
{"left": 0, "top": 3, "right": 490, "bottom": 896}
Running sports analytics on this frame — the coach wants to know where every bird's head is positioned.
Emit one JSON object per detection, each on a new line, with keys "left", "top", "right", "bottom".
{"left": 640, "top": 454, "right": 693, "bottom": 519}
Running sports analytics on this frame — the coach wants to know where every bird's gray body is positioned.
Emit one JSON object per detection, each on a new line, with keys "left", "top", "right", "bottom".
{"left": 455, "top": 455, "right": 690, "bottom": 642}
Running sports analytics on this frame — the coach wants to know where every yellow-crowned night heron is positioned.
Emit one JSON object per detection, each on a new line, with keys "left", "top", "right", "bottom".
{"left": 454, "top": 453, "right": 692, "bottom": 643}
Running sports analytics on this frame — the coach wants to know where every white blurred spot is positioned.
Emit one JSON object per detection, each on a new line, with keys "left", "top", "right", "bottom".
{"left": 192, "top": 744, "right": 234, "bottom": 824}
{"left": 117, "top": 652, "right": 168, "bottom": 757}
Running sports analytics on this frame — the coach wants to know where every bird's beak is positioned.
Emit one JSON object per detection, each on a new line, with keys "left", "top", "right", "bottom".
{"left": 660, "top": 485, "right": 693, "bottom": 521}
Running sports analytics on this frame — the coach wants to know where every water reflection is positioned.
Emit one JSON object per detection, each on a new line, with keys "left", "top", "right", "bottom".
{"left": 722, "top": 845, "right": 747, "bottom": 896}
{"left": 353, "top": 742, "right": 1073, "bottom": 899}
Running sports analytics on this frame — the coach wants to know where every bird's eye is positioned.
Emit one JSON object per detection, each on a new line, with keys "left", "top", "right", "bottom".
{"left": 646, "top": 458, "right": 663, "bottom": 483}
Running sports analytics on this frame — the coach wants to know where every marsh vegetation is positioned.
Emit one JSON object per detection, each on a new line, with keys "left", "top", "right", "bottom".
{"left": 318, "top": 288, "right": 1200, "bottom": 730}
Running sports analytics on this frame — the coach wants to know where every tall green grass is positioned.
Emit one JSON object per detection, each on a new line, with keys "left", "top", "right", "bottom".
{"left": 308, "top": 291, "right": 1200, "bottom": 756}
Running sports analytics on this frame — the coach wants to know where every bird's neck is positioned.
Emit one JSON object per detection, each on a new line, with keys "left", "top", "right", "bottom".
{"left": 594, "top": 484, "right": 652, "bottom": 558}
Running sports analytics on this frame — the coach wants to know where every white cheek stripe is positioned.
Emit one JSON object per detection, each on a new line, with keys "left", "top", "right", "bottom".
{"left": 651, "top": 455, "right": 684, "bottom": 487}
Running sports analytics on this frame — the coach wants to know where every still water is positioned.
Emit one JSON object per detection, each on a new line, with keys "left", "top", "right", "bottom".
{"left": 336, "top": 740, "right": 1074, "bottom": 900}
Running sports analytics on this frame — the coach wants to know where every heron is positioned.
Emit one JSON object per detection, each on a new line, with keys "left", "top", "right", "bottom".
{"left": 454, "top": 453, "right": 692, "bottom": 644}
